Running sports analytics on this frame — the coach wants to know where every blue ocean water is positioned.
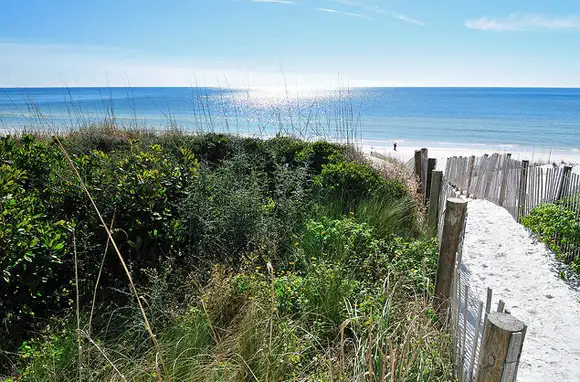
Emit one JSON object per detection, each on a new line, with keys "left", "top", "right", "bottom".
{"left": 1, "top": 87, "right": 579, "bottom": 150}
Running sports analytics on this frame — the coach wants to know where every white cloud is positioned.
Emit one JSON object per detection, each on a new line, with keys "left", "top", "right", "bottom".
{"left": 315, "top": 7, "right": 365, "bottom": 18}
{"left": 466, "top": 13, "right": 580, "bottom": 31}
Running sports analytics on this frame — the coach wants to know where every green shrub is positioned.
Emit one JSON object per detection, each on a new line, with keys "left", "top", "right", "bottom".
{"left": 179, "top": 153, "right": 311, "bottom": 265}
{"left": 17, "top": 329, "right": 79, "bottom": 381}
{"left": 185, "top": 133, "right": 236, "bottom": 165}
{"left": 385, "top": 236, "right": 439, "bottom": 293}
{"left": 0, "top": 162, "right": 72, "bottom": 350}
{"left": 295, "top": 140, "right": 346, "bottom": 173}
{"left": 302, "top": 261, "right": 359, "bottom": 327}
{"left": 314, "top": 159, "right": 408, "bottom": 214}
{"left": 300, "top": 217, "right": 383, "bottom": 272}
{"left": 522, "top": 203, "right": 580, "bottom": 273}
{"left": 261, "top": 136, "right": 309, "bottom": 167}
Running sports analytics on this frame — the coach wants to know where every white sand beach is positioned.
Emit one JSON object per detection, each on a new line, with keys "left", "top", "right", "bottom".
{"left": 462, "top": 200, "right": 580, "bottom": 382}
{"left": 362, "top": 141, "right": 580, "bottom": 172}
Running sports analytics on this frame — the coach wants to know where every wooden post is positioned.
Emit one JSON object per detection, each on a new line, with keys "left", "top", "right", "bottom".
{"left": 426, "top": 158, "right": 437, "bottom": 201}
{"left": 477, "top": 313, "right": 526, "bottom": 382}
{"left": 435, "top": 197, "right": 468, "bottom": 312}
{"left": 428, "top": 170, "right": 443, "bottom": 232}
{"left": 498, "top": 154, "right": 512, "bottom": 206}
{"left": 466, "top": 155, "right": 476, "bottom": 199}
{"left": 556, "top": 165, "right": 573, "bottom": 200}
{"left": 517, "top": 161, "right": 529, "bottom": 220}
{"left": 415, "top": 150, "right": 423, "bottom": 196}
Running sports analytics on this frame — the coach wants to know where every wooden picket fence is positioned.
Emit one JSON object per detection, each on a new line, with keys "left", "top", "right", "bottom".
{"left": 405, "top": 149, "right": 528, "bottom": 382}
{"left": 445, "top": 153, "right": 580, "bottom": 259}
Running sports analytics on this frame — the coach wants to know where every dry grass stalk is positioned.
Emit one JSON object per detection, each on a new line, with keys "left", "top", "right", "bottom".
{"left": 73, "top": 230, "right": 82, "bottom": 382}
{"left": 266, "top": 262, "right": 275, "bottom": 382}
{"left": 54, "top": 136, "right": 164, "bottom": 381}
{"left": 88, "top": 212, "right": 116, "bottom": 334}
{"left": 83, "top": 332, "right": 127, "bottom": 381}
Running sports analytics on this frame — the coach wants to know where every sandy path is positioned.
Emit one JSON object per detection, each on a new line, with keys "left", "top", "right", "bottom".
{"left": 461, "top": 199, "right": 580, "bottom": 381}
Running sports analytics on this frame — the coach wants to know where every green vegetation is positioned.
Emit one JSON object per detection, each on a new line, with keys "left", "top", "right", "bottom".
{"left": 522, "top": 201, "right": 580, "bottom": 274}
{"left": 1, "top": 128, "right": 453, "bottom": 381}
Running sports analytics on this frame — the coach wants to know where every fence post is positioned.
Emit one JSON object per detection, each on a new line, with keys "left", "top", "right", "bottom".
{"left": 517, "top": 161, "right": 529, "bottom": 220}
{"left": 476, "top": 312, "right": 526, "bottom": 382}
{"left": 498, "top": 154, "right": 512, "bottom": 206}
{"left": 466, "top": 155, "right": 476, "bottom": 199}
{"left": 426, "top": 158, "right": 437, "bottom": 201}
{"left": 415, "top": 150, "right": 423, "bottom": 197}
{"left": 556, "top": 165, "right": 573, "bottom": 200}
{"left": 435, "top": 197, "right": 468, "bottom": 313}
{"left": 428, "top": 170, "right": 443, "bottom": 232}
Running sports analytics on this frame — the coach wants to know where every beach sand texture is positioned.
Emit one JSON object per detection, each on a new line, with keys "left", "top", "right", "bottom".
{"left": 462, "top": 199, "right": 580, "bottom": 381}
{"left": 364, "top": 144, "right": 580, "bottom": 172}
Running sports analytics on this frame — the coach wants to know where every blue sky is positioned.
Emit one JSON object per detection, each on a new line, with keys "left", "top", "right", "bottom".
{"left": 1, "top": 0, "right": 580, "bottom": 87}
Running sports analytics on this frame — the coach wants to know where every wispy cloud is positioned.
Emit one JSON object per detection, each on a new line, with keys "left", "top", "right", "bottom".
{"left": 330, "top": 0, "right": 423, "bottom": 25}
{"left": 466, "top": 13, "right": 580, "bottom": 31}
{"left": 391, "top": 13, "right": 424, "bottom": 26}
{"left": 315, "top": 7, "right": 365, "bottom": 18}
{"left": 251, "top": 0, "right": 295, "bottom": 4}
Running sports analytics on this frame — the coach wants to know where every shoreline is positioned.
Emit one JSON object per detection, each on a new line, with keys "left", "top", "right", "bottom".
{"left": 2, "top": 125, "right": 579, "bottom": 170}
{"left": 361, "top": 139, "right": 580, "bottom": 171}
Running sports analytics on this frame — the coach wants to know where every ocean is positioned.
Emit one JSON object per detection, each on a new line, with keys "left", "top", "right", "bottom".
{"left": 1, "top": 87, "right": 579, "bottom": 152}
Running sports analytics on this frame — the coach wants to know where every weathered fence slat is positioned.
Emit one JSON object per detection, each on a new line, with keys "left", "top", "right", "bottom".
{"left": 436, "top": 154, "right": 536, "bottom": 382}
{"left": 517, "top": 161, "right": 529, "bottom": 220}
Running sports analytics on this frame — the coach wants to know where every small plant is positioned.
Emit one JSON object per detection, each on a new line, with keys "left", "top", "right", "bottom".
{"left": 522, "top": 202, "right": 580, "bottom": 274}
{"left": 314, "top": 159, "right": 408, "bottom": 215}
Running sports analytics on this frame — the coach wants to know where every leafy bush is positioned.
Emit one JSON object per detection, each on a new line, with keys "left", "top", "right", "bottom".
{"left": 182, "top": 133, "right": 236, "bottom": 166}
{"left": 295, "top": 140, "right": 346, "bottom": 173}
{"left": 301, "top": 261, "right": 359, "bottom": 327}
{"left": 522, "top": 202, "right": 580, "bottom": 272}
{"left": 314, "top": 159, "right": 408, "bottom": 214}
{"left": 385, "top": 236, "right": 439, "bottom": 293}
{"left": 0, "top": 162, "right": 72, "bottom": 346}
{"left": 300, "top": 217, "right": 384, "bottom": 273}
{"left": 178, "top": 153, "right": 311, "bottom": 265}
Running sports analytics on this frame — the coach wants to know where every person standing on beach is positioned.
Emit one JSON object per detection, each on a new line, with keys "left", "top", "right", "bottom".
{"left": 393, "top": 142, "right": 397, "bottom": 151}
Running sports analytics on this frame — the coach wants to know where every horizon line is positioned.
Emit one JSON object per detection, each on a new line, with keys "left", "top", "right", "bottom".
{"left": 2, "top": 85, "right": 580, "bottom": 89}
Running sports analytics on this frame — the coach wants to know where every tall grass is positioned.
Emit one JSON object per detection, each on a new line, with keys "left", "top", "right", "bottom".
{"left": 1, "top": 85, "right": 363, "bottom": 147}
{"left": 17, "top": 264, "right": 452, "bottom": 381}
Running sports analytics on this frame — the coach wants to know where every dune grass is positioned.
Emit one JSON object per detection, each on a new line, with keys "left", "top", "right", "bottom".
{"left": 1, "top": 127, "right": 453, "bottom": 381}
